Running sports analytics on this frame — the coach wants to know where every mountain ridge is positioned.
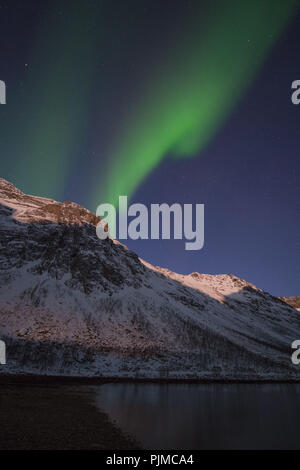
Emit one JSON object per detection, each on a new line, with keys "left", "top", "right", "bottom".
{"left": 0, "top": 178, "right": 299, "bottom": 380}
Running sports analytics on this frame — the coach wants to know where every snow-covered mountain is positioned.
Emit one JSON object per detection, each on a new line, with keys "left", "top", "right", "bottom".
{"left": 279, "top": 297, "right": 300, "bottom": 311}
{"left": 0, "top": 178, "right": 299, "bottom": 380}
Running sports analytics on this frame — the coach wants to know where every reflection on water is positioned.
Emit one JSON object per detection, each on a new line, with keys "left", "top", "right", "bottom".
{"left": 95, "top": 383, "right": 300, "bottom": 449}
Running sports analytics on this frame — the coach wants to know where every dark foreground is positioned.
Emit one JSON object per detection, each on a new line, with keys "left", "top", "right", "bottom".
{"left": 0, "top": 383, "right": 139, "bottom": 450}
{"left": 1, "top": 377, "right": 300, "bottom": 450}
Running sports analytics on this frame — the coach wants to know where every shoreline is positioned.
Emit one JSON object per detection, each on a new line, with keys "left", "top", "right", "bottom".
{"left": 0, "top": 382, "right": 140, "bottom": 450}
{"left": 0, "top": 373, "right": 299, "bottom": 385}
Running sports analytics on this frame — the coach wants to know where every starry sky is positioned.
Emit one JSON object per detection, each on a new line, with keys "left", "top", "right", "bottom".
{"left": 0, "top": 0, "right": 299, "bottom": 296}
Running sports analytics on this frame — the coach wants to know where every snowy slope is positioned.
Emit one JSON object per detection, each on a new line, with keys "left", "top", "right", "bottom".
{"left": 0, "top": 178, "right": 299, "bottom": 379}
{"left": 279, "top": 297, "right": 300, "bottom": 312}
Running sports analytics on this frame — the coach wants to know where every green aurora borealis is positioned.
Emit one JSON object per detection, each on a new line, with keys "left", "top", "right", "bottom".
{"left": 99, "top": 0, "right": 298, "bottom": 207}
{"left": 11, "top": 4, "right": 102, "bottom": 199}
{"left": 1, "top": 0, "right": 298, "bottom": 209}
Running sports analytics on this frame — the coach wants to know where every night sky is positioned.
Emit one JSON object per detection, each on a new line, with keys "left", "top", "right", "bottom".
{"left": 1, "top": 0, "right": 299, "bottom": 296}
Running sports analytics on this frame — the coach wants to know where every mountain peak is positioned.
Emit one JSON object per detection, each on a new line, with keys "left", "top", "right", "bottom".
{"left": 0, "top": 178, "right": 100, "bottom": 226}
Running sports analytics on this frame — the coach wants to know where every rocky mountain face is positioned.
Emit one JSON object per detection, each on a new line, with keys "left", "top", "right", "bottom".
{"left": 0, "top": 178, "right": 299, "bottom": 380}
{"left": 279, "top": 297, "right": 300, "bottom": 311}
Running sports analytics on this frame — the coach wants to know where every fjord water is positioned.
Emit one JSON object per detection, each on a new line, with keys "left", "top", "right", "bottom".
{"left": 95, "top": 383, "right": 300, "bottom": 449}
